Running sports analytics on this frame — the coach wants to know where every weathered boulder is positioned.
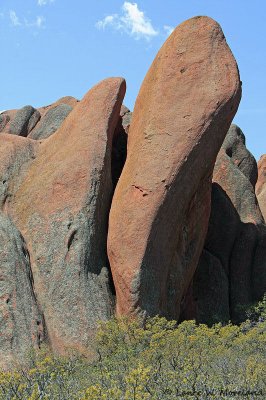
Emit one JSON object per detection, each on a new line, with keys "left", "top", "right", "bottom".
{"left": 9, "top": 106, "right": 39, "bottom": 137}
{"left": 0, "top": 213, "right": 45, "bottom": 370}
{"left": 29, "top": 104, "right": 73, "bottom": 140}
{"left": 187, "top": 125, "right": 266, "bottom": 324}
{"left": 9, "top": 78, "right": 126, "bottom": 355}
{"left": 256, "top": 154, "right": 266, "bottom": 220}
{"left": 0, "top": 113, "right": 10, "bottom": 132}
{"left": 108, "top": 16, "right": 241, "bottom": 320}
{"left": 222, "top": 124, "right": 258, "bottom": 188}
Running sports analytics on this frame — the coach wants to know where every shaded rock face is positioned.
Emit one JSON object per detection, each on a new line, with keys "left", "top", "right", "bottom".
{"left": 193, "top": 249, "right": 230, "bottom": 325}
{"left": 256, "top": 155, "right": 266, "bottom": 220}
{"left": 0, "top": 213, "right": 44, "bottom": 370}
{"left": 222, "top": 125, "right": 258, "bottom": 187}
{"left": 112, "top": 106, "right": 132, "bottom": 186}
{"left": 28, "top": 104, "right": 73, "bottom": 140}
{"left": 8, "top": 106, "right": 40, "bottom": 137}
{"left": 186, "top": 125, "right": 266, "bottom": 324}
{"left": 8, "top": 78, "right": 126, "bottom": 355}
{"left": 108, "top": 16, "right": 241, "bottom": 320}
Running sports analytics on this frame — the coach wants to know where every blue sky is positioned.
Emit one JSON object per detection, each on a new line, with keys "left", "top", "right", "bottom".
{"left": 0, "top": 1, "right": 265, "bottom": 159}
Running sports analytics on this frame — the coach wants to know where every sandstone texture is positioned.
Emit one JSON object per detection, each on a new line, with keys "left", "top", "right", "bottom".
{"left": 0, "top": 213, "right": 44, "bottom": 370}
{"left": 0, "top": 113, "right": 10, "bottom": 132}
{"left": 0, "top": 134, "right": 39, "bottom": 210}
{"left": 8, "top": 106, "right": 39, "bottom": 137}
{"left": 256, "top": 154, "right": 266, "bottom": 220}
{"left": 8, "top": 78, "right": 126, "bottom": 354}
{"left": 0, "top": 79, "right": 125, "bottom": 367}
{"left": 29, "top": 103, "right": 73, "bottom": 140}
{"left": 187, "top": 125, "right": 266, "bottom": 324}
{"left": 108, "top": 16, "right": 241, "bottom": 320}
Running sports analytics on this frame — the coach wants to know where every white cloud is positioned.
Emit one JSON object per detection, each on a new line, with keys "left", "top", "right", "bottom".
{"left": 164, "top": 25, "right": 174, "bottom": 36}
{"left": 96, "top": 15, "right": 118, "bottom": 30}
{"left": 96, "top": 2, "right": 158, "bottom": 40}
{"left": 121, "top": 2, "right": 158, "bottom": 38}
{"left": 10, "top": 10, "right": 21, "bottom": 26}
{"left": 9, "top": 10, "right": 45, "bottom": 29}
{"left": 38, "top": 0, "right": 54, "bottom": 5}
{"left": 25, "top": 16, "right": 45, "bottom": 28}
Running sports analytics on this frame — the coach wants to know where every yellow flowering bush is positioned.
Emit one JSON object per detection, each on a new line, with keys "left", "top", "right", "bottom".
{"left": 0, "top": 301, "right": 265, "bottom": 399}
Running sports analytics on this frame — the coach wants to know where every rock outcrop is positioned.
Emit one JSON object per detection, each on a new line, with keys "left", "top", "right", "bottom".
{"left": 0, "top": 79, "right": 125, "bottom": 367}
{"left": 0, "top": 96, "right": 79, "bottom": 139}
{"left": 8, "top": 106, "right": 40, "bottom": 137}
{"left": 256, "top": 155, "right": 266, "bottom": 220}
{"left": 186, "top": 125, "right": 266, "bottom": 324}
{"left": 28, "top": 104, "right": 73, "bottom": 140}
{"left": 7, "top": 78, "right": 126, "bottom": 355}
{"left": 107, "top": 16, "right": 241, "bottom": 320}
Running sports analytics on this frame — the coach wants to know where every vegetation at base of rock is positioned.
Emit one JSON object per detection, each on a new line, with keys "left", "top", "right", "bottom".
{"left": 0, "top": 302, "right": 265, "bottom": 400}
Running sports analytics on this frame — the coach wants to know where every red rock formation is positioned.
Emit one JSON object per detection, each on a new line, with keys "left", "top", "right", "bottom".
{"left": 187, "top": 125, "right": 266, "bottom": 324}
{"left": 0, "top": 79, "right": 125, "bottom": 365}
{"left": 108, "top": 16, "right": 241, "bottom": 320}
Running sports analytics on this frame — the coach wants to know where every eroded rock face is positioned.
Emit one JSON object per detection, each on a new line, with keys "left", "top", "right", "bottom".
{"left": 188, "top": 125, "right": 266, "bottom": 324}
{"left": 8, "top": 106, "right": 40, "bottom": 137}
{"left": 108, "top": 16, "right": 241, "bottom": 320}
{"left": 29, "top": 104, "right": 73, "bottom": 140}
{"left": 256, "top": 155, "right": 266, "bottom": 220}
{"left": 9, "top": 78, "right": 126, "bottom": 355}
{"left": 112, "top": 105, "right": 132, "bottom": 186}
{"left": 0, "top": 213, "right": 44, "bottom": 370}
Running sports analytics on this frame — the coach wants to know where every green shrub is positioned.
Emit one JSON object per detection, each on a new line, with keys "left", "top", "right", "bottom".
{"left": 0, "top": 312, "right": 265, "bottom": 399}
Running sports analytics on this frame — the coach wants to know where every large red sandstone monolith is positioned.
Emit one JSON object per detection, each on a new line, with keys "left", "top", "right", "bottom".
{"left": 108, "top": 16, "right": 241, "bottom": 320}
{"left": 9, "top": 78, "right": 126, "bottom": 354}
{"left": 256, "top": 155, "right": 266, "bottom": 220}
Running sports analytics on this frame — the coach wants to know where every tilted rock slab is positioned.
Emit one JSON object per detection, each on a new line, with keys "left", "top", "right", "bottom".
{"left": 256, "top": 154, "right": 266, "bottom": 220}
{"left": 188, "top": 125, "right": 266, "bottom": 324}
{"left": 7, "top": 78, "right": 125, "bottom": 355}
{"left": 108, "top": 17, "right": 241, "bottom": 319}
